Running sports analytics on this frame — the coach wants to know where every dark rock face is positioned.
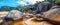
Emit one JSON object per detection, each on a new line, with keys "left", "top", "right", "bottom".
{"left": 34, "top": 1, "right": 51, "bottom": 13}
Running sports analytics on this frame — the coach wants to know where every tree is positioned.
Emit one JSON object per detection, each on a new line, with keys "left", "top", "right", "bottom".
{"left": 0, "top": 6, "right": 16, "bottom": 11}
{"left": 0, "top": 5, "right": 34, "bottom": 11}
{"left": 0, "top": 6, "right": 10, "bottom": 11}
{"left": 55, "top": 0, "right": 60, "bottom": 3}
{"left": 18, "top": 5, "right": 34, "bottom": 11}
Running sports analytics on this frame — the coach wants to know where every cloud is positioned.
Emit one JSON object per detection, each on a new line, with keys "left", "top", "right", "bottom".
{"left": 17, "top": 0, "right": 44, "bottom": 5}
{"left": 23, "top": 0, "right": 44, "bottom": 4}
{"left": 17, "top": 1, "right": 27, "bottom": 5}
{"left": 23, "top": 0, "right": 36, "bottom": 4}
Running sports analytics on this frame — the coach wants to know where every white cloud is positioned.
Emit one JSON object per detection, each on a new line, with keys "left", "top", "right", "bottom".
{"left": 23, "top": 0, "right": 36, "bottom": 4}
{"left": 17, "top": 1, "right": 31, "bottom": 5}
{"left": 23, "top": 0, "right": 44, "bottom": 4}
{"left": 17, "top": 1, "right": 28, "bottom": 6}
{"left": 37, "top": 0, "right": 44, "bottom": 1}
{"left": 17, "top": 0, "right": 44, "bottom": 5}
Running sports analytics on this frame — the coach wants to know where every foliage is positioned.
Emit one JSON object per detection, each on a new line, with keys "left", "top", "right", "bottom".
{"left": 55, "top": 0, "right": 60, "bottom": 3}
{"left": 18, "top": 5, "right": 34, "bottom": 11}
{"left": 0, "top": 5, "right": 34, "bottom": 11}
{"left": 0, "top": 6, "right": 13, "bottom": 11}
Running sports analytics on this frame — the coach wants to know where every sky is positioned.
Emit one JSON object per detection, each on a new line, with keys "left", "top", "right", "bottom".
{"left": 0, "top": 0, "right": 44, "bottom": 7}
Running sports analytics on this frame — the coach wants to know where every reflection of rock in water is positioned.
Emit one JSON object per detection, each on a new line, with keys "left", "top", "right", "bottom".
{"left": 7, "top": 10, "right": 23, "bottom": 20}
{"left": 24, "top": 17, "right": 52, "bottom": 25}
{"left": 3, "top": 17, "right": 53, "bottom": 25}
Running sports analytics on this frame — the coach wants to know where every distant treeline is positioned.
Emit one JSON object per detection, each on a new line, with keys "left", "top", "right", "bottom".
{"left": 0, "top": 5, "right": 34, "bottom": 12}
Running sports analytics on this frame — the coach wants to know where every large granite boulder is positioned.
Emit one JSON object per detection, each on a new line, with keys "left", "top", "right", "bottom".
{"left": 7, "top": 10, "right": 23, "bottom": 20}
{"left": 43, "top": 8, "right": 60, "bottom": 22}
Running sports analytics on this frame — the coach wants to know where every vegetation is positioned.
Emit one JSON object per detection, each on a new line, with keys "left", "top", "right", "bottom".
{"left": 55, "top": 0, "right": 60, "bottom": 3}
{"left": 0, "top": 5, "right": 34, "bottom": 12}
{"left": 17, "top": 5, "right": 34, "bottom": 11}
{"left": 1, "top": 0, "right": 59, "bottom": 11}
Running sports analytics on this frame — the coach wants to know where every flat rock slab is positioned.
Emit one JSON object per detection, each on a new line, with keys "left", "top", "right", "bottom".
{"left": 24, "top": 17, "right": 53, "bottom": 25}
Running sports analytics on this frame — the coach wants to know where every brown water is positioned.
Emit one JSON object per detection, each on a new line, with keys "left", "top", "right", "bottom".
{"left": 2, "top": 17, "right": 53, "bottom": 25}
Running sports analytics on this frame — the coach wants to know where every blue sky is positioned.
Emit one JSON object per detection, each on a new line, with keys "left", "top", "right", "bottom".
{"left": 0, "top": 0, "right": 44, "bottom": 7}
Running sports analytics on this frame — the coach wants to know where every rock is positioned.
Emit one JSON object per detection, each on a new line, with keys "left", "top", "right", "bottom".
{"left": 7, "top": 10, "right": 23, "bottom": 20}
{"left": 43, "top": 8, "right": 60, "bottom": 22}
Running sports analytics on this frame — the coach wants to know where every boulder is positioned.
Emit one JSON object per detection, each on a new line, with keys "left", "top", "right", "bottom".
{"left": 7, "top": 10, "right": 23, "bottom": 20}
{"left": 43, "top": 8, "right": 60, "bottom": 22}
